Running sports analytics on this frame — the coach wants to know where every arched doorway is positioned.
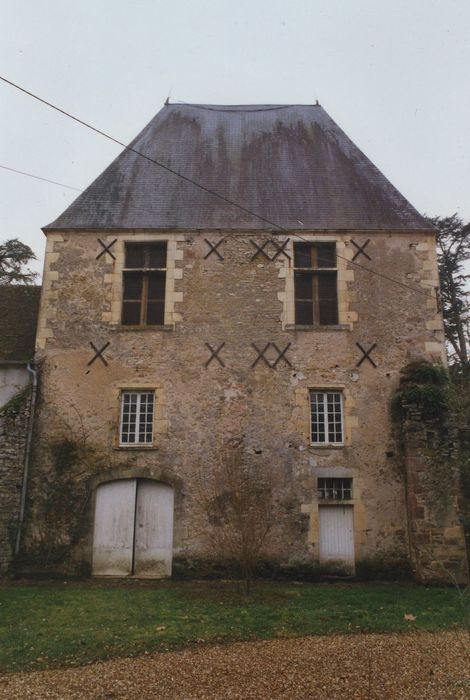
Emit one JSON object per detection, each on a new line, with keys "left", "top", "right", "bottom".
{"left": 92, "top": 479, "right": 174, "bottom": 578}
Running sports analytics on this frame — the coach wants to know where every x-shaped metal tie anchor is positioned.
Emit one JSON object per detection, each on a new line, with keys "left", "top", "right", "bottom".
{"left": 251, "top": 342, "right": 292, "bottom": 369}
{"left": 250, "top": 239, "right": 291, "bottom": 261}
{"left": 356, "top": 342, "right": 377, "bottom": 368}
{"left": 204, "top": 238, "right": 224, "bottom": 260}
{"left": 205, "top": 342, "right": 226, "bottom": 368}
{"left": 351, "top": 238, "right": 371, "bottom": 262}
{"left": 88, "top": 341, "right": 110, "bottom": 367}
{"left": 96, "top": 238, "right": 117, "bottom": 260}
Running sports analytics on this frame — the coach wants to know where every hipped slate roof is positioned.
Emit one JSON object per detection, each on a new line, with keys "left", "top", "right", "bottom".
{"left": 0, "top": 285, "right": 41, "bottom": 363}
{"left": 45, "top": 103, "right": 429, "bottom": 232}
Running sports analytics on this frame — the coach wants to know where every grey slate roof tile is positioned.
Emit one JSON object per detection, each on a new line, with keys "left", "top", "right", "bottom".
{"left": 44, "top": 104, "right": 430, "bottom": 232}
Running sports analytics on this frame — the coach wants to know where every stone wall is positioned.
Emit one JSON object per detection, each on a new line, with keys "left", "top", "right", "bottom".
{"left": 21, "top": 229, "right": 460, "bottom": 576}
{"left": 0, "top": 388, "right": 30, "bottom": 574}
{"left": 403, "top": 406, "right": 468, "bottom": 583}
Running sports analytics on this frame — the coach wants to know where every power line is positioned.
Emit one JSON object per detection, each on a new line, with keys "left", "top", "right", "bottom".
{"left": 0, "top": 74, "right": 431, "bottom": 297}
{"left": 0, "top": 163, "right": 82, "bottom": 192}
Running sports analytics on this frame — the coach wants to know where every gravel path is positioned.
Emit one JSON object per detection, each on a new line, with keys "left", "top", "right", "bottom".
{"left": 1, "top": 631, "right": 469, "bottom": 699}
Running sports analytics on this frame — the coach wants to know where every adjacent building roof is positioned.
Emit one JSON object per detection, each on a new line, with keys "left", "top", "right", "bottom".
{"left": 45, "top": 103, "right": 430, "bottom": 232}
{"left": 0, "top": 286, "right": 41, "bottom": 363}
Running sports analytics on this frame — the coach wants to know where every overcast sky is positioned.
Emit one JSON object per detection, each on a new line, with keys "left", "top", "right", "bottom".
{"left": 1, "top": 0, "right": 469, "bottom": 278}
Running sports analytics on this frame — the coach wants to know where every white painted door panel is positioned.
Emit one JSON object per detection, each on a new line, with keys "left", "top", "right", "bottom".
{"left": 319, "top": 505, "right": 354, "bottom": 565}
{"left": 92, "top": 480, "right": 136, "bottom": 576}
{"left": 134, "top": 481, "right": 174, "bottom": 578}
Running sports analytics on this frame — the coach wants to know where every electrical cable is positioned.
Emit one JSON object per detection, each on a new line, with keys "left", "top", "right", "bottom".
{"left": 0, "top": 163, "right": 82, "bottom": 192}
{"left": 0, "top": 74, "right": 432, "bottom": 297}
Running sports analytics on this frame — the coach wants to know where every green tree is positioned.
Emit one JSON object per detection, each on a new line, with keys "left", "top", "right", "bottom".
{"left": 425, "top": 215, "right": 469, "bottom": 370}
{"left": 0, "top": 238, "right": 38, "bottom": 285}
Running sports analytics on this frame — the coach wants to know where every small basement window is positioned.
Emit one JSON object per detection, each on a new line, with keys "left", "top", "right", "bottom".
{"left": 318, "top": 477, "right": 352, "bottom": 500}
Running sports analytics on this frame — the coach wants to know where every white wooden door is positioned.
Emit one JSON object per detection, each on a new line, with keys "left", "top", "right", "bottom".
{"left": 92, "top": 480, "right": 136, "bottom": 576}
{"left": 319, "top": 505, "right": 354, "bottom": 566}
{"left": 134, "top": 481, "right": 174, "bottom": 578}
{"left": 92, "top": 479, "right": 174, "bottom": 577}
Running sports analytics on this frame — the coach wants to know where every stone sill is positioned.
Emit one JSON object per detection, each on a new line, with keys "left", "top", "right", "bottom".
{"left": 318, "top": 499, "right": 355, "bottom": 505}
{"left": 308, "top": 444, "right": 345, "bottom": 450}
{"left": 107, "top": 324, "right": 174, "bottom": 332}
{"left": 113, "top": 445, "right": 158, "bottom": 451}
{"left": 284, "top": 324, "right": 350, "bottom": 332}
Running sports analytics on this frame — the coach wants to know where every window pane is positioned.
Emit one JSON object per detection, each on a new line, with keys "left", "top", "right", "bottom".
{"left": 146, "top": 301, "right": 165, "bottom": 325}
{"left": 147, "top": 272, "right": 166, "bottom": 300}
{"left": 123, "top": 272, "right": 143, "bottom": 300}
{"left": 125, "top": 244, "right": 145, "bottom": 268}
{"left": 147, "top": 243, "right": 167, "bottom": 268}
{"left": 316, "top": 243, "right": 336, "bottom": 268}
{"left": 318, "top": 273, "right": 338, "bottom": 325}
{"left": 294, "top": 272, "right": 313, "bottom": 300}
{"left": 294, "top": 243, "right": 313, "bottom": 268}
{"left": 295, "top": 301, "right": 313, "bottom": 325}
{"left": 122, "top": 302, "right": 141, "bottom": 325}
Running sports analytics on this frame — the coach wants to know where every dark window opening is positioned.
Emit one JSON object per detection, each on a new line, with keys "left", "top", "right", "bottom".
{"left": 122, "top": 243, "right": 167, "bottom": 326}
{"left": 294, "top": 242, "right": 338, "bottom": 326}
{"left": 318, "top": 477, "right": 352, "bottom": 500}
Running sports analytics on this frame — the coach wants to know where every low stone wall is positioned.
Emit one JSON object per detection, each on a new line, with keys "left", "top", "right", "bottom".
{"left": 0, "top": 388, "right": 30, "bottom": 574}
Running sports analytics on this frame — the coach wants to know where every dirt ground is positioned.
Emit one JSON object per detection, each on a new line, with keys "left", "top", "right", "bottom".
{"left": 1, "top": 631, "right": 469, "bottom": 699}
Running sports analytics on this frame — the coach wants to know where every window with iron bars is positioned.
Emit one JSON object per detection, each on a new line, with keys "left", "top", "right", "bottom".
{"left": 120, "top": 391, "right": 155, "bottom": 445}
{"left": 293, "top": 242, "right": 338, "bottom": 325}
{"left": 318, "top": 477, "right": 352, "bottom": 500}
{"left": 122, "top": 242, "right": 167, "bottom": 326}
{"left": 310, "top": 391, "right": 344, "bottom": 444}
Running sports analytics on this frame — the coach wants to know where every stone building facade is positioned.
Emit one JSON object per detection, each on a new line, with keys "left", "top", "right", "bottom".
{"left": 19, "top": 103, "right": 467, "bottom": 580}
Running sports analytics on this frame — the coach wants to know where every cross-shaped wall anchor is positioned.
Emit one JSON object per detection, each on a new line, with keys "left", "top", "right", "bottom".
{"left": 250, "top": 240, "right": 271, "bottom": 261}
{"left": 205, "top": 342, "right": 225, "bottom": 368}
{"left": 87, "top": 341, "right": 110, "bottom": 367}
{"left": 96, "top": 238, "right": 117, "bottom": 260}
{"left": 204, "top": 238, "right": 224, "bottom": 260}
{"left": 250, "top": 239, "right": 291, "bottom": 261}
{"left": 251, "top": 342, "right": 292, "bottom": 369}
{"left": 350, "top": 238, "right": 371, "bottom": 262}
{"left": 270, "top": 239, "right": 291, "bottom": 261}
{"left": 356, "top": 342, "right": 377, "bottom": 368}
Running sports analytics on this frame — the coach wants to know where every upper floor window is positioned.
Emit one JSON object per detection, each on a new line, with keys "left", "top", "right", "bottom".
{"left": 122, "top": 243, "right": 167, "bottom": 326}
{"left": 120, "top": 390, "right": 155, "bottom": 445}
{"left": 294, "top": 242, "right": 338, "bottom": 325}
{"left": 310, "top": 390, "right": 344, "bottom": 445}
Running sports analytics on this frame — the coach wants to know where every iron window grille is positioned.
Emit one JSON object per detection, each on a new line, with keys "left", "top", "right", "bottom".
{"left": 293, "top": 242, "right": 338, "bottom": 325}
{"left": 120, "top": 391, "right": 155, "bottom": 445}
{"left": 122, "top": 242, "right": 167, "bottom": 326}
{"left": 318, "top": 477, "right": 353, "bottom": 500}
{"left": 310, "top": 391, "right": 344, "bottom": 445}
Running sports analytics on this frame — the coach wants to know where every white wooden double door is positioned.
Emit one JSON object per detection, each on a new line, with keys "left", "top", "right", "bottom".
{"left": 92, "top": 480, "right": 174, "bottom": 578}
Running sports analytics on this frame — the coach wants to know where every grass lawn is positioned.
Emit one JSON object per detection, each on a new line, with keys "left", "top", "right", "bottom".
{"left": 0, "top": 580, "right": 467, "bottom": 673}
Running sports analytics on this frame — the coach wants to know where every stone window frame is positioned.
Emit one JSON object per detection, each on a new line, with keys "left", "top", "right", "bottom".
{"left": 110, "top": 380, "right": 168, "bottom": 449}
{"left": 103, "top": 233, "right": 184, "bottom": 329}
{"left": 277, "top": 235, "right": 356, "bottom": 331}
{"left": 310, "top": 390, "right": 344, "bottom": 446}
{"left": 119, "top": 389, "right": 155, "bottom": 446}
{"left": 293, "top": 384, "right": 358, "bottom": 449}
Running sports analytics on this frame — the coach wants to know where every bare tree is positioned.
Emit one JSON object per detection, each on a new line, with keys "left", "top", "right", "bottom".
{"left": 196, "top": 437, "right": 275, "bottom": 594}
